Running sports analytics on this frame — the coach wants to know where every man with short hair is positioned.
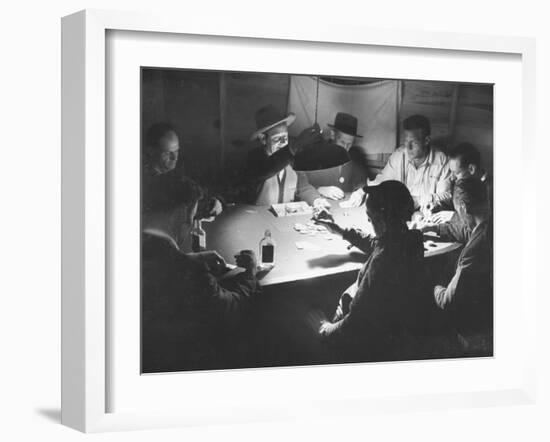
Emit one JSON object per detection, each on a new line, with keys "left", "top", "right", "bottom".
{"left": 243, "top": 105, "right": 328, "bottom": 207}
{"left": 422, "top": 142, "right": 490, "bottom": 238}
{"left": 349, "top": 115, "right": 453, "bottom": 211}
{"left": 142, "top": 122, "right": 223, "bottom": 218}
{"left": 141, "top": 175, "right": 260, "bottom": 372}
{"left": 448, "top": 142, "right": 484, "bottom": 181}
{"left": 303, "top": 112, "right": 368, "bottom": 201}
{"left": 432, "top": 177, "right": 493, "bottom": 339}
{"left": 143, "top": 122, "right": 181, "bottom": 177}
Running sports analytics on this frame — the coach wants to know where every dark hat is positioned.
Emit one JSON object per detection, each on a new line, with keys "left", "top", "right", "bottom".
{"left": 363, "top": 180, "right": 415, "bottom": 222}
{"left": 327, "top": 112, "right": 363, "bottom": 138}
{"left": 250, "top": 105, "right": 296, "bottom": 141}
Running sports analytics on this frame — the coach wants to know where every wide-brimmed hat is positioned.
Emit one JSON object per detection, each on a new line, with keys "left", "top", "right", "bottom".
{"left": 250, "top": 105, "right": 296, "bottom": 141}
{"left": 327, "top": 112, "right": 363, "bottom": 138}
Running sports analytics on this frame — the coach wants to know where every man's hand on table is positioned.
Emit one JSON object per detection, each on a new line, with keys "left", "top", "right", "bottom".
{"left": 188, "top": 251, "right": 228, "bottom": 275}
{"left": 208, "top": 197, "right": 224, "bottom": 217}
{"left": 430, "top": 210, "right": 455, "bottom": 224}
{"left": 346, "top": 188, "right": 365, "bottom": 207}
{"left": 312, "top": 197, "right": 331, "bottom": 210}
{"left": 314, "top": 218, "right": 344, "bottom": 237}
{"left": 234, "top": 250, "right": 258, "bottom": 277}
{"left": 317, "top": 186, "right": 344, "bottom": 200}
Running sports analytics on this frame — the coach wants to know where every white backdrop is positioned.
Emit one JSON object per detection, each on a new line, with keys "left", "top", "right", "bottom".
{"left": 0, "top": 1, "right": 548, "bottom": 441}
{"left": 288, "top": 76, "right": 398, "bottom": 154}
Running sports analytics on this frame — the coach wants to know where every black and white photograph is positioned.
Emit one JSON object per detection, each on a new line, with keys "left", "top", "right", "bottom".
{"left": 140, "top": 68, "right": 493, "bottom": 374}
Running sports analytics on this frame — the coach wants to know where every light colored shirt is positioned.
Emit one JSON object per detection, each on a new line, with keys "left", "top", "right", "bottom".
{"left": 371, "top": 146, "right": 452, "bottom": 208}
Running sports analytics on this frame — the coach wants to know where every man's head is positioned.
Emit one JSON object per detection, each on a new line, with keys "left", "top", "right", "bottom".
{"left": 145, "top": 123, "right": 180, "bottom": 174}
{"left": 363, "top": 180, "right": 415, "bottom": 237}
{"left": 403, "top": 115, "right": 431, "bottom": 161}
{"left": 144, "top": 175, "right": 204, "bottom": 245}
{"left": 327, "top": 113, "right": 362, "bottom": 151}
{"left": 452, "top": 177, "right": 488, "bottom": 226}
{"left": 448, "top": 142, "right": 481, "bottom": 180}
{"left": 264, "top": 124, "right": 289, "bottom": 154}
{"left": 250, "top": 105, "right": 296, "bottom": 156}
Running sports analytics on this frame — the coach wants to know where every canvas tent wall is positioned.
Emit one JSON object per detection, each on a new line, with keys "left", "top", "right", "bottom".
{"left": 141, "top": 69, "right": 493, "bottom": 186}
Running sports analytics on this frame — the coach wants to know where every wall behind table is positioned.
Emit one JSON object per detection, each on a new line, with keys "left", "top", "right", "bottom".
{"left": 141, "top": 71, "right": 494, "bottom": 187}
{"left": 141, "top": 68, "right": 221, "bottom": 184}
{"left": 222, "top": 72, "right": 290, "bottom": 186}
{"left": 288, "top": 76, "right": 399, "bottom": 178}
{"left": 453, "top": 84, "right": 494, "bottom": 175}
{"left": 399, "top": 80, "right": 456, "bottom": 150}
{"left": 141, "top": 69, "right": 290, "bottom": 189}
{"left": 400, "top": 80, "right": 494, "bottom": 175}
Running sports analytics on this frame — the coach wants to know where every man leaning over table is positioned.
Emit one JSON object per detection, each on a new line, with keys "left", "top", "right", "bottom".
{"left": 420, "top": 142, "right": 490, "bottom": 241}
{"left": 348, "top": 114, "right": 452, "bottom": 212}
{"left": 303, "top": 112, "right": 368, "bottom": 201}
{"left": 241, "top": 105, "right": 329, "bottom": 208}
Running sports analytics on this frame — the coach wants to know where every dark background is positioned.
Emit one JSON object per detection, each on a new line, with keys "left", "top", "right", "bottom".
{"left": 141, "top": 68, "right": 493, "bottom": 188}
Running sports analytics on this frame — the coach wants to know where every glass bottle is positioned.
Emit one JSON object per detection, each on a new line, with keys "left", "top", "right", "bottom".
{"left": 259, "top": 229, "right": 275, "bottom": 264}
{"left": 191, "top": 219, "right": 206, "bottom": 252}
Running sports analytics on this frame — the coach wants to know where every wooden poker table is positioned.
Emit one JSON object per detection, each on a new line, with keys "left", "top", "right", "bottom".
{"left": 203, "top": 201, "right": 462, "bottom": 287}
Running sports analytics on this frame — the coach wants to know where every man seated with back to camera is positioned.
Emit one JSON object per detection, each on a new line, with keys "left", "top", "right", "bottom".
{"left": 431, "top": 177, "right": 493, "bottom": 351}
{"left": 348, "top": 114, "right": 453, "bottom": 212}
{"left": 314, "top": 181, "right": 426, "bottom": 361}
{"left": 141, "top": 175, "right": 261, "bottom": 372}
{"left": 142, "top": 122, "right": 223, "bottom": 219}
{"left": 241, "top": 104, "right": 329, "bottom": 208}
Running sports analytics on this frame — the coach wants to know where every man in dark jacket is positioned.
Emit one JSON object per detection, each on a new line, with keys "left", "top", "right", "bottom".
{"left": 141, "top": 175, "right": 260, "bottom": 372}
{"left": 242, "top": 105, "right": 329, "bottom": 207}
{"left": 432, "top": 177, "right": 493, "bottom": 341}
{"left": 142, "top": 122, "right": 223, "bottom": 219}
{"left": 303, "top": 112, "right": 368, "bottom": 201}
{"left": 315, "top": 181, "right": 425, "bottom": 360}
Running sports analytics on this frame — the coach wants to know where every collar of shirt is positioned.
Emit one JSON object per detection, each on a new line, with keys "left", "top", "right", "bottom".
{"left": 406, "top": 146, "right": 434, "bottom": 169}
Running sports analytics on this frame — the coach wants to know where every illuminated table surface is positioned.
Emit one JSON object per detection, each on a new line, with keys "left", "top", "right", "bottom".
{"left": 204, "top": 203, "right": 461, "bottom": 287}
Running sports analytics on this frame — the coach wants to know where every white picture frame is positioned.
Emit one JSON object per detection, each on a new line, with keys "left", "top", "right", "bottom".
{"left": 61, "top": 9, "right": 537, "bottom": 433}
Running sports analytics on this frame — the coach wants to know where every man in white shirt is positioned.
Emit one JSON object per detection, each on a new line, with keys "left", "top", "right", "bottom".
{"left": 349, "top": 115, "right": 452, "bottom": 212}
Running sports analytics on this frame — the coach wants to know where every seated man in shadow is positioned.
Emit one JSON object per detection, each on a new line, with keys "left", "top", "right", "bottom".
{"left": 142, "top": 122, "right": 223, "bottom": 219}
{"left": 141, "top": 175, "right": 260, "bottom": 372}
{"left": 314, "top": 181, "right": 426, "bottom": 361}
{"left": 420, "top": 142, "right": 489, "bottom": 242}
{"left": 431, "top": 177, "right": 493, "bottom": 353}
{"left": 303, "top": 112, "right": 368, "bottom": 203}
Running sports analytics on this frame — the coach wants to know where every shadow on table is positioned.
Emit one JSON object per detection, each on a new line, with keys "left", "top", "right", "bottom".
{"left": 306, "top": 251, "right": 366, "bottom": 269}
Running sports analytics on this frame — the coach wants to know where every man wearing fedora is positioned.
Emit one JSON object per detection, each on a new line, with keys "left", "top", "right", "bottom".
{"left": 303, "top": 112, "right": 368, "bottom": 201}
{"left": 243, "top": 105, "right": 328, "bottom": 207}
